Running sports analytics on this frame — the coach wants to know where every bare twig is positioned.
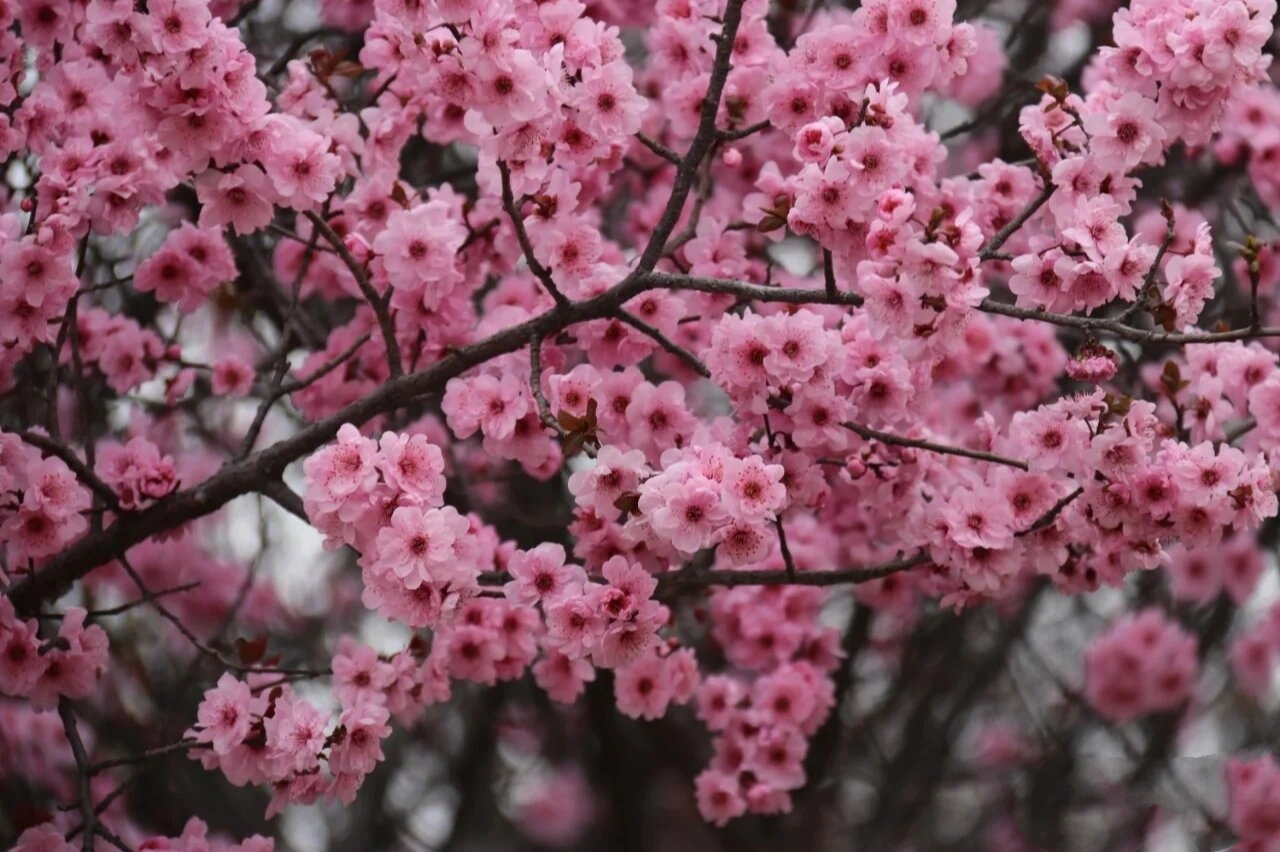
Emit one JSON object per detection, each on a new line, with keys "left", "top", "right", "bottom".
{"left": 304, "top": 211, "right": 403, "bottom": 379}
{"left": 17, "top": 431, "right": 120, "bottom": 509}
{"left": 717, "top": 120, "right": 770, "bottom": 141}
{"left": 238, "top": 229, "right": 321, "bottom": 458}
{"left": 89, "top": 740, "right": 208, "bottom": 776}
{"left": 822, "top": 248, "right": 837, "bottom": 300}
{"left": 1015, "top": 486, "right": 1084, "bottom": 537}
{"left": 844, "top": 422, "right": 1030, "bottom": 471}
{"left": 528, "top": 334, "right": 563, "bottom": 435}
{"left": 59, "top": 699, "right": 96, "bottom": 852}
{"left": 115, "top": 552, "right": 324, "bottom": 677}
{"left": 979, "top": 181, "right": 1054, "bottom": 261}
{"left": 616, "top": 309, "right": 711, "bottom": 378}
{"left": 656, "top": 551, "right": 931, "bottom": 593}
{"left": 497, "top": 160, "right": 570, "bottom": 308}
{"left": 36, "top": 581, "right": 203, "bottom": 622}
{"left": 631, "top": 0, "right": 748, "bottom": 274}
{"left": 1117, "top": 201, "right": 1176, "bottom": 324}
{"left": 774, "top": 515, "right": 798, "bottom": 582}
{"left": 635, "top": 132, "right": 681, "bottom": 164}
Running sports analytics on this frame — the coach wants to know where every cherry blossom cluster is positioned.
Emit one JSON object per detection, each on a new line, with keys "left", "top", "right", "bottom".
{"left": 302, "top": 424, "right": 481, "bottom": 628}
{"left": 189, "top": 661, "right": 403, "bottom": 816}
{"left": 1229, "top": 601, "right": 1280, "bottom": 698}
{"left": 0, "top": 434, "right": 92, "bottom": 567}
{"left": 12, "top": 818, "right": 272, "bottom": 852}
{"left": 1227, "top": 753, "right": 1280, "bottom": 843}
{"left": 693, "top": 660, "right": 835, "bottom": 825}
{"left": 0, "top": 598, "right": 107, "bottom": 712}
{"left": 5, "top": 0, "right": 1280, "bottom": 843}
{"left": 1083, "top": 609, "right": 1198, "bottom": 722}
{"left": 691, "top": 580, "right": 843, "bottom": 823}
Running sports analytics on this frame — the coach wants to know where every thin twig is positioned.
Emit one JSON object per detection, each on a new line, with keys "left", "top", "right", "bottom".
{"left": 631, "top": 0, "right": 748, "bottom": 274}
{"left": 36, "top": 581, "right": 203, "bottom": 622}
{"left": 774, "top": 515, "right": 798, "bottom": 582}
{"left": 17, "top": 431, "right": 120, "bottom": 509}
{"left": 656, "top": 551, "right": 932, "bottom": 593}
{"left": 528, "top": 334, "right": 563, "bottom": 435}
{"left": 59, "top": 699, "right": 96, "bottom": 852}
{"left": 616, "top": 309, "right": 711, "bottom": 378}
{"left": 497, "top": 160, "right": 570, "bottom": 308}
{"left": 979, "top": 182, "right": 1054, "bottom": 261}
{"left": 844, "top": 422, "right": 1030, "bottom": 471}
{"left": 89, "top": 740, "right": 208, "bottom": 776}
{"left": 635, "top": 133, "right": 681, "bottom": 164}
{"left": 275, "top": 332, "right": 373, "bottom": 396}
{"left": 115, "top": 552, "right": 324, "bottom": 677}
{"left": 822, "top": 248, "right": 837, "bottom": 300}
{"left": 1117, "top": 201, "right": 1176, "bottom": 324}
{"left": 1015, "top": 486, "right": 1084, "bottom": 537}
{"left": 717, "top": 120, "right": 770, "bottom": 141}
{"left": 238, "top": 229, "right": 321, "bottom": 458}
{"left": 304, "top": 211, "right": 403, "bottom": 379}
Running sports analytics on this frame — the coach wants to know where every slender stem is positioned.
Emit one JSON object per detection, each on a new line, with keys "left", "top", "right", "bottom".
{"left": 59, "top": 699, "right": 96, "bottom": 852}
{"left": 844, "top": 422, "right": 1030, "bottom": 471}
{"left": 656, "top": 551, "right": 931, "bottom": 593}
{"left": 823, "top": 248, "right": 837, "bottom": 300}
{"left": 774, "top": 515, "right": 798, "bottom": 582}
{"left": 17, "top": 431, "right": 120, "bottom": 509}
{"left": 527, "top": 334, "right": 562, "bottom": 435}
{"left": 304, "top": 211, "right": 403, "bottom": 379}
{"left": 616, "top": 309, "right": 711, "bottom": 378}
{"left": 635, "top": 133, "right": 680, "bottom": 164}
{"left": 631, "top": 0, "right": 748, "bottom": 274}
{"left": 979, "top": 182, "right": 1054, "bottom": 260}
{"left": 497, "top": 160, "right": 570, "bottom": 308}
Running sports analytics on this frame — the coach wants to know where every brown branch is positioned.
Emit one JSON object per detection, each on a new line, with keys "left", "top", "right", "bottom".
{"left": 114, "top": 552, "right": 324, "bottom": 677}
{"left": 36, "top": 581, "right": 203, "bottom": 622}
{"left": 497, "top": 160, "right": 570, "bottom": 308}
{"left": 616, "top": 309, "right": 711, "bottom": 378}
{"left": 635, "top": 132, "right": 680, "bottom": 165}
{"left": 237, "top": 228, "right": 322, "bottom": 459}
{"left": 641, "top": 271, "right": 863, "bottom": 307}
{"left": 527, "top": 334, "right": 562, "bottom": 435}
{"left": 979, "top": 181, "right": 1054, "bottom": 260}
{"left": 656, "top": 551, "right": 930, "bottom": 593}
{"left": 304, "top": 210, "right": 403, "bottom": 379}
{"left": 274, "top": 331, "right": 372, "bottom": 397}
{"left": 822, "top": 248, "right": 837, "bottom": 300}
{"left": 59, "top": 699, "right": 96, "bottom": 852}
{"left": 717, "top": 120, "right": 770, "bottom": 141}
{"left": 17, "top": 431, "right": 120, "bottom": 509}
{"left": 18, "top": 236, "right": 1280, "bottom": 618}
{"left": 844, "top": 422, "right": 1030, "bottom": 470}
{"left": 631, "top": 0, "right": 748, "bottom": 274}
{"left": 1117, "top": 200, "right": 1175, "bottom": 324}
{"left": 977, "top": 298, "right": 1280, "bottom": 344}
{"left": 89, "top": 740, "right": 208, "bottom": 776}
{"left": 1015, "top": 486, "right": 1083, "bottom": 537}
{"left": 773, "top": 515, "right": 798, "bottom": 582}
{"left": 258, "top": 478, "right": 307, "bottom": 522}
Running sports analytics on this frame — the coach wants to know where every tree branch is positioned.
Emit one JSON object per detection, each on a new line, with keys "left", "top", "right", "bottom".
{"left": 844, "top": 421, "right": 1030, "bottom": 470}
{"left": 655, "top": 551, "right": 931, "bottom": 593}
{"left": 497, "top": 160, "right": 570, "bottom": 308}
{"left": 59, "top": 699, "right": 96, "bottom": 852}
{"left": 304, "top": 210, "right": 403, "bottom": 379}
{"left": 631, "top": 0, "right": 748, "bottom": 274}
